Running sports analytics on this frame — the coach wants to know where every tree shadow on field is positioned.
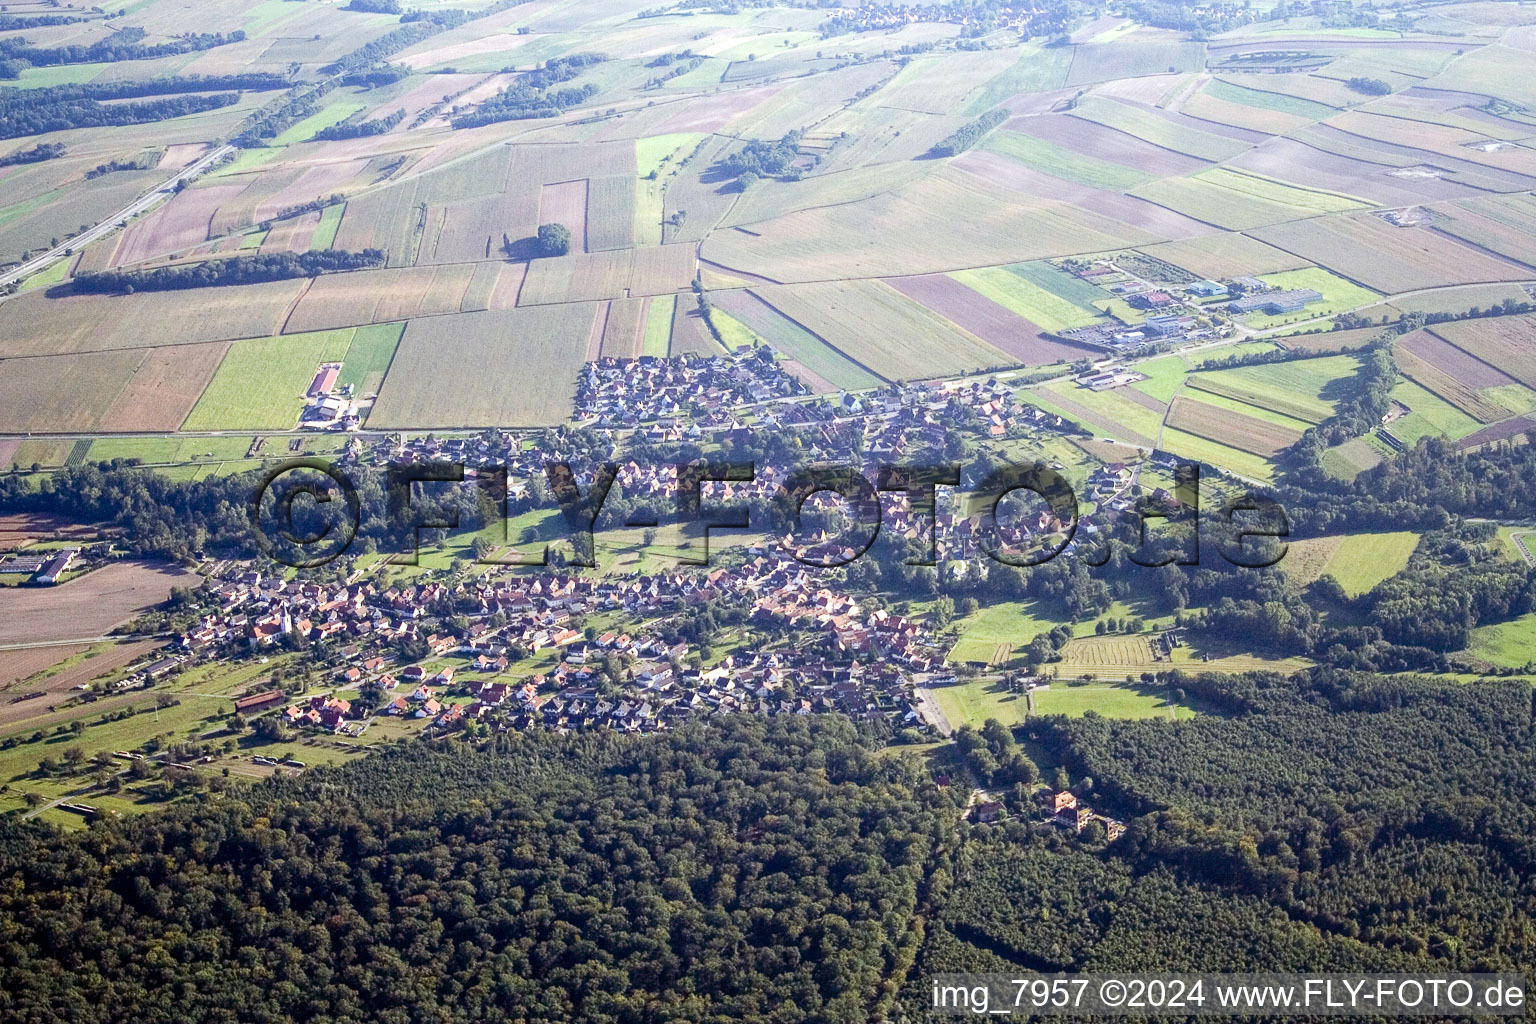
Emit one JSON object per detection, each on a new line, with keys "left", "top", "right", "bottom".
{"left": 1321, "top": 373, "right": 1366, "bottom": 402}
{"left": 502, "top": 236, "right": 542, "bottom": 261}
{"left": 699, "top": 161, "right": 749, "bottom": 196}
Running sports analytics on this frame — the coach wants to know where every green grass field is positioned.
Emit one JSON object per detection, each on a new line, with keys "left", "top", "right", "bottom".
{"left": 271, "top": 101, "right": 369, "bottom": 147}
{"left": 1070, "top": 95, "right": 1250, "bottom": 161}
{"left": 1128, "top": 355, "right": 1190, "bottom": 403}
{"left": 1484, "top": 384, "right": 1536, "bottom": 417}
{"left": 1468, "top": 613, "right": 1536, "bottom": 669}
{"left": 1194, "top": 354, "right": 1360, "bottom": 423}
{"left": 643, "top": 295, "right": 676, "bottom": 357}
{"left": 931, "top": 677, "right": 1193, "bottom": 729}
{"left": 208, "top": 147, "right": 283, "bottom": 178}
{"left": 951, "top": 263, "right": 1103, "bottom": 332}
{"left": 708, "top": 309, "right": 761, "bottom": 351}
{"left": 1135, "top": 171, "right": 1363, "bottom": 230}
{"left": 0, "top": 190, "right": 61, "bottom": 231}
{"left": 310, "top": 203, "right": 345, "bottom": 251}
{"left": 1158, "top": 426, "right": 1277, "bottom": 482}
{"left": 1200, "top": 167, "right": 1369, "bottom": 213}
{"left": 1033, "top": 683, "right": 1196, "bottom": 719}
{"left": 1013, "top": 260, "right": 1113, "bottom": 309}
{"left": 636, "top": 133, "right": 706, "bottom": 178}
{"left": 1319, "top": 437, "right": 1384, "bottom": 481}
{"left": 984, "top": 130, "right": 1154, "bottom": 191}
{"left": 14, "top": 63, "right": 114, "bottom": 89}
{"left": 336, "top": 322, "right": 405, "bottom": 397}
{"left": 709, "top": 290, "right": 883, "bottom": 390}
{"left": 960, "top": 45, "right": 1074, "bottom": 115}
{"left": 241, "top": 0, "right": 313, "bottom": 33}
{"left": 183, "top": 330, "right": 355, "bottom": 430}
{"left": 1042, "top": 380, "right": 1167, "bottom": 440}
{"left": 1205, "top": 78, "right": 1339, "bottom": 119}
{"left": 947, "top": 600, "right": 1065, "bottom": 665}
{"left": 16, "top": 257, "right": 72, "bottom": 295}
{"left": 1321, "top": 531, "right": 1420, "bottom": 596}
{"left": 85, "top": 436, "right": 258, "bottom": 465}
{"left": 1388, "top": 379, "right": 1484, "bottom": 444}
{"left": 1240, "top": 267, "right": 1379, "bottom": 329}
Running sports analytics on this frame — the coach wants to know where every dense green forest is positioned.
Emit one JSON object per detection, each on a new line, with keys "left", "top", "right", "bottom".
{"left": 0, "top": 75, "right": 288, "bottom": 140}
{"left": 2, "top": 674, "right": 1532, "bottom": 1022}
{"left": 0, "top": 13, "right": 98, "bottom": 31}
{"left": 1019, "top": 669, "right": 1536, "bottom": 968}
{"left": 0, "top": 28, "right": 246, "bottom": 72}
{"left": 0, "top": 718, "right": 952, "bottom": 1024}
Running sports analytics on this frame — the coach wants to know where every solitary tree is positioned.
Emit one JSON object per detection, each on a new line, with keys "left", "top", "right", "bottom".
{"left": 536, "top": 222, "right": 572, "bottom": 257}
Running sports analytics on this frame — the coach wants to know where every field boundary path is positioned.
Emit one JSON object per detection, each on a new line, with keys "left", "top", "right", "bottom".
{"left": 0, "top": 635, "right": 126, "bottom": 652}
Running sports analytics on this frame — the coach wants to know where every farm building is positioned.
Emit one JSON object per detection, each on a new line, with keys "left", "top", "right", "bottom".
{"left": 1131, "top": 290, "right": 1175, "bottom": 310}
{"left": 308, "top": 364, "right": 342, "bottom": 397}
{"left": 1076, "top": 367, "right": 1148, "bottom": 391}
{"left": 1228, "top": 289, "right": 1323, "bottom": 315}
{"left": 35, "top": 548, "right": 78, "bottom": 584}
{"left": 234, "top": 690, "right": 285, "bottom": 715}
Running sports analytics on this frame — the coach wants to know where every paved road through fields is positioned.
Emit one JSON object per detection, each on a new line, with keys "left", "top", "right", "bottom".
{"left": 0, "top": 143, "right": 235, "bottom": 294}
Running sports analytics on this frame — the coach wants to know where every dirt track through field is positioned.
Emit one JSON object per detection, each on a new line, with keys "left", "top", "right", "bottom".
{"left": 1114, "top": 385, "right": 1169, "bottom": 414}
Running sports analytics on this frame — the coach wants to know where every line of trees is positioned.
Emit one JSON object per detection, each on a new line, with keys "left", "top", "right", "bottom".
{"left": 312, "top": 107, "right": 405, "bottom": 140}
{"left": 0, "top": 75, "right": 288, "bottom": 141}
{"left": 85, "top": 154, "right": 157, "bottom": 179}
{"left": 1347, "top": 76, "right": 1392, "bottom": 94}
{"left": 321, "top": 21, "right": 445, "bottom": 76}
{"left": 234, "top": 81, "right": 336, "bottom": 147}
{"left": 449, "top": 54, "right": 606, "bottom": 128}
{"left": 927, "top": 108, "right": 1008, "bottom": 157}
{"left": 72, "top": 249, "right": 385, "bottom": 294}
{"left": 0, "top": 28, "right": 246, "bottom": 72}
{"left": 0, "top": 92, "right": 239, "bottom": 141}
{"left": 0, "top": 74, "right": 288, "bottom": 109}
{"left": 0, "top": 12, "right": 99, "bottom": 30}
{"left": 0, "top": 141, "right": 64, "bottom": 166}
{"left": 270, "top": 194, "right": 345, "bottom": 224}
{"left": 339, "top": 63, "right": 411, "bottom": 88}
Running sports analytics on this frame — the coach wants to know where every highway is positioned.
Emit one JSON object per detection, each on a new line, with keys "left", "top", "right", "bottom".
{"left": 0, "top": 143, "right": 236, "bottom": 293}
